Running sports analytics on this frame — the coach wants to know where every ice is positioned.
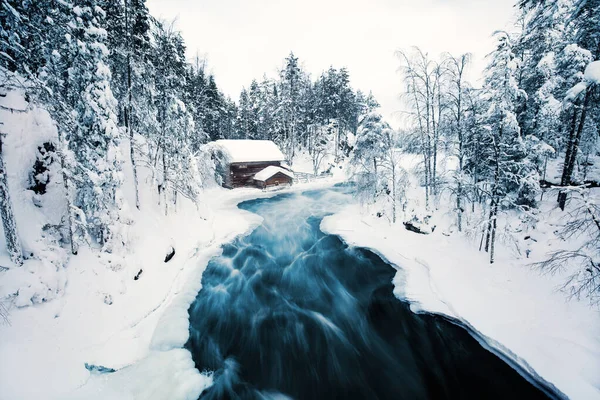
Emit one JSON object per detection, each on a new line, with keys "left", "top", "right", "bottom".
{"left": 66, "top": 349, "right": 212, "bottom": 400}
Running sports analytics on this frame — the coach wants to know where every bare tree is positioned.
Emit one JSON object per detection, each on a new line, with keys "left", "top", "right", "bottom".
{"left": 445, "top": 53, "right": 472, "bottom": 231}
{"left": 310, "top": 125, "right": 329, "bottom": 176}
{"left": 536, "top": 189, "right": 600, "bottom": 304}
{"left": 396, "top": 48, "right": 445, "bottom": 209}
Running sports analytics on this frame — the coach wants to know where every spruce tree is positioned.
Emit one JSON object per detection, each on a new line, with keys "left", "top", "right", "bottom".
{"left": 67, "top": 1, "right": 125, "bottom": 250}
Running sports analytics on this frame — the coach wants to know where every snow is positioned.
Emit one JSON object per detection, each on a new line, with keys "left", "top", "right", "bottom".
{"left": 212, "top": 139, "right": 285, "bottom": 163}
{"left": 2, "top": 86, "right": 598, "bottom": 399}
{"left": 321, "top": 196, "right": 600, "bottom": 400}
{"left": 584, "top": 60, "right": 600, "bottom": 85}
{"left": 0, "top": 92, "right": 341, "bottom": 400}
{"left": 254, "top": 166, "right": 294, "bottom": 181}
{"left": 564, "top": 61, "right": 600, "bottom": 104}
{"left": 565, "top": 81, "right": 588, "bottom": 103}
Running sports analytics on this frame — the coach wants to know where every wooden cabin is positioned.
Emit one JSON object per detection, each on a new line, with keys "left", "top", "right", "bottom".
{"left": 253, "top": 166, "right": 294, "bottom": 189}
{"left": 211, "top": 140, "right": 294, "bottom": 189}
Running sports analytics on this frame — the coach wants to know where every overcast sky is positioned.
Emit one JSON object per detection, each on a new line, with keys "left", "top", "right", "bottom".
{"left": 146, "top": 0, "right": 518, "bottom": 128}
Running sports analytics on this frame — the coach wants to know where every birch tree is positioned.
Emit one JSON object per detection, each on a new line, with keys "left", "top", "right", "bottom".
{"left": 445, "top": 53, "right": 471, "bottom": 231}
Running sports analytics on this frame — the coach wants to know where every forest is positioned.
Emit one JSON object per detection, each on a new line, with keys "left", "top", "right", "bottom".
{"left": 351, "top": 0, "right": 600, "bottom": 302}
{"left": 0, "top": 0, "right": 599, "bottom": 304}
{"left": 0, "top": 0, "right": 373, "bottom": 261}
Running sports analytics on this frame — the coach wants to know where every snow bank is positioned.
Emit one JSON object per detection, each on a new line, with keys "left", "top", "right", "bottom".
{"left": 0, "top": 90, "right": 69, "bottom": 306}
{"left": 65, "top": 349, "right": 211, "bottom": 400}
{"left": 321, "top": 205, "right": 600, "bottom": 400}
{"left": 212, "top": 139, "right": 285, "bottom": 163}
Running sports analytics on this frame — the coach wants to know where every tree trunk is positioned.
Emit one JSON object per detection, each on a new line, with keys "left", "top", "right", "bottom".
{"left": 162, "top": 149, "right": 168, "bottom": 216}
{"left": 391, "top": 157, "right": 397, "bottom": 224}
{"left": 558, "top": 90, "right": 590, "bottom": 210}
{"left": 484, "top": 198, "right": 494, "bottom": 253}
{"left": 0, "top": 137, "right": 23, "bottom": 266}
{"left": 489, "top": 201, "right": 498, "bottom": 264}
{"left": 124, "top": 0, "right": 140, "bottom": 211}
{"left": 457, "top": 180, "right": 463, "bottom": 232}
{"left": 57, "top": 133, "right": 77, "bottom": 255}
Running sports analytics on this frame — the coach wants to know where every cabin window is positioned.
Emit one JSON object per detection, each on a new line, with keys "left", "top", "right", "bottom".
{"left": 237, "top": 165, "right": 247, "bottom": 169}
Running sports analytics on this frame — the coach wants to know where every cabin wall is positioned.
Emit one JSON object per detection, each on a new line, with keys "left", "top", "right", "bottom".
{"left": 256, "top": 173, "right": 293, "bottom": 189}
{"left": 227, "top": 161, "right": 282, "bottom": 188}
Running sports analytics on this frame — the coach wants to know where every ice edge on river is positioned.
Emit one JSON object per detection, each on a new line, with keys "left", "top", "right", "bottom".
{"left": 320, "top": 215, "right": 569, "bottom": 400}
{"left": 144, "top": 181, "right": 343, "bottom": 399}
{"left": 85, "top": 179, "right": 566, "bottom": 400}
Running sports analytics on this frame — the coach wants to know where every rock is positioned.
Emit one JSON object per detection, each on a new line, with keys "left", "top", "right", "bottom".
{"left": 403, "top": 215, "right": 435, "bottom": 235}
{"left": 103, "top": 294, "right": 113, "bottom": 305}
{"left": 164, "top": 246, "right": 176, "bottom": 263}
{"left": 404, "top": 221, "right": 429, "bottom": 234}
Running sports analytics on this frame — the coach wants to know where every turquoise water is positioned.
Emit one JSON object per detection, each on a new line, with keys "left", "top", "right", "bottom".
{"left": 186, "top": 187, "right": 555, "bottom": 399}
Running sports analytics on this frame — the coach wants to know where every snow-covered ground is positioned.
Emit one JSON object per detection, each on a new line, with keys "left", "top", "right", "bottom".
{"left": 0, "top": 90, "right": 344, "bottom": 400}
{"left": 2, "top": 89, "right": 598, "bottom": 399}
{"left": 0, "top": 177, "right": 343, "bottom": 400}
{"left": 322, "top": 155, "right": 600, "bottom": 400}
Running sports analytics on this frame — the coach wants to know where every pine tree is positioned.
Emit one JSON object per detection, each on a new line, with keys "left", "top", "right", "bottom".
{"left": 67, "top": 1, "right": 126, "bottom": 250}
{"left": 247, "top": 79, "right": 261, "bottom": 139}
{"left": 203, "top": 75, "right": 224, "bottom": 141}
{"left": 102, "top": 0, "right": 152, "bottom": 210}
{"left": 352, "top": 113, "right": 405, "bottom": 222}
{"left": 481, "top": 31, "right": 532, "bottom": 264}
{"left": 279, "top": 52, "right": 304, "bottom": 160}
{"left": 185, "top": 55, "right": 210, "bottom": 150}
{"left": 236, "top": 88, "right": 251, "bottom": 139}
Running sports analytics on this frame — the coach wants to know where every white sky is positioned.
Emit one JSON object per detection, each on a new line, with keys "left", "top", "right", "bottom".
{"left": 146, "top": 0, "right": 518, "bottom": 128}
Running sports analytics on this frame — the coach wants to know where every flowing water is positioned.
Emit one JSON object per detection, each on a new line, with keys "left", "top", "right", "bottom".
{"left": 186, "top": 186, "right": 555, "bottom": 399}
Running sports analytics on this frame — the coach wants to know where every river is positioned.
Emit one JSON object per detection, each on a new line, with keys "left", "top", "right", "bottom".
{"left": 186, "top": 186, "right": 555, "bottom": 399}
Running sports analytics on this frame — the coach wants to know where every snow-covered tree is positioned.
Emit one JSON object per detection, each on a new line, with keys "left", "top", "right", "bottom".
{"left": 480, "top": 31, "right": 534, "bottom": 264}
{"left": 0, "top": 0, "right": 26, "bottom": 266}
{"left": 103, "top": 0, "right": 152, "bottom": 210}
{"left": 352, "top": 112, "right": 406, "bottom": 222}
{"left": 397, "top": 48, "right": 446, "bottom": 208}
{"left": 279, "top": 52, "right": 304, "bottom": 160}
{"left": 445, "top": 52, "right": 472, "bottom": 231}
{"left": 67, "top": 2, "right": 127, "bottom": 251}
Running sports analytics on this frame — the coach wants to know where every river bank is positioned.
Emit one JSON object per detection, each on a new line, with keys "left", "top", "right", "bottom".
{"left": 321, "top": 204, "right": 600, "bottom": 400}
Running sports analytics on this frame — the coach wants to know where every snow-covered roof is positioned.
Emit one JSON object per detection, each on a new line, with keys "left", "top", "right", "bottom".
{"left": 213, "top": 140, "right": 285, "bottom": 163}
{"left": 254, "top": 166, "right": 294, "bottom": 182}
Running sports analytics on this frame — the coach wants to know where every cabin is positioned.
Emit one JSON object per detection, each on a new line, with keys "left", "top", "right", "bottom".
{"left": 211, "top": 139, "right": 294, "bottom": 189}
{"left": 253, "top": 166, "right": 294, "bottom": 189}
